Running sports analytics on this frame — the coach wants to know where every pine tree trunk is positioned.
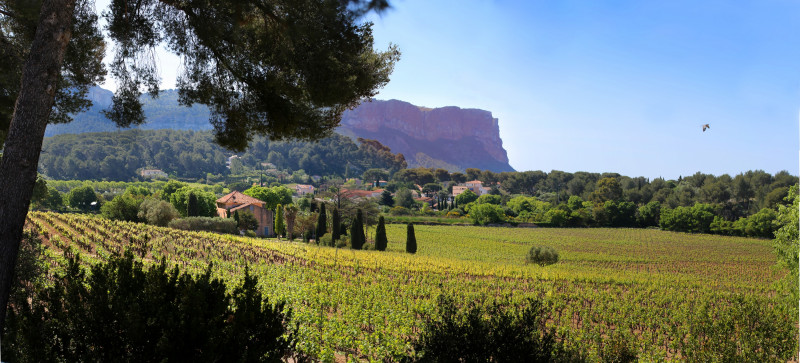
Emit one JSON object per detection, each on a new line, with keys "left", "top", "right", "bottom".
{"left": 0, "top": 0, "right": 77, "bottom": 332}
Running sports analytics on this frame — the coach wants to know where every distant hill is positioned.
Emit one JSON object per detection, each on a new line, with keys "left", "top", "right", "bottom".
{"left": 39, "top": 129, "right": 406, "bottom": 181}
{"left": 44, "top": 88, "right": 212, "bottom": 137}
{"left": 46, "top": 87, "right": 514, "bottom": 172}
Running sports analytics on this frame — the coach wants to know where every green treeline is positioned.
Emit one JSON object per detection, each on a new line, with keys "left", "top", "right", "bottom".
{"left": 38, "top": 129, "right": 406, "bottom": 181}
{"left": 386, "top": 167, "right": 797, "bottom": 238}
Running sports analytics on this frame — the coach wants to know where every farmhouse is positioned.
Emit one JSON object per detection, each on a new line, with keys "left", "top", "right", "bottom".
{"left": 294, "top": 184, "right": 315, "bottom": 196}
{"left": 215, "top": 191, "right": 274, "bottom": 237}
{"left": 139, "top": 169, "right": 167, "bottom": 179}
{"left": 452, "top": 180, "right": 489, "bottom": 197}
{"left": 342, "top": 188, "right": 384, "bottom": 199}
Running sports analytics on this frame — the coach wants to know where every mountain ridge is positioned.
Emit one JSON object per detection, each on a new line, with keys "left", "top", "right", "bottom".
{"left": 46, "top": 87, "right": 514, "bottom": 172}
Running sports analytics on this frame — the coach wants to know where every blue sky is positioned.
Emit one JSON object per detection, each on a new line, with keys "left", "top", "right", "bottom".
{"left": 362, "top": 0, "right": 800, "bottom": 179}
{"left": 100, "top": 0, "right": 800, "bottom": 179}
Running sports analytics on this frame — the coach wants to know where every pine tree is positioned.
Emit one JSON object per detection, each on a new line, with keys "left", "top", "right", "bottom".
{"left": 316, "top": 203, "right": 327, "bottom": 242}
{"left": 331, "top": 208, "right": 341, "bottom": 242}
{"left": 406, "top": 223, "right": 417, "bottom": 254}
{"left": 375, "top": 216, "right": 388, "bottom": 251}
{"left": 187, "top": 192, "right": 199, "bottom": 217}
{"left": 274, "top": 204, "right": 285, "bottom": 239}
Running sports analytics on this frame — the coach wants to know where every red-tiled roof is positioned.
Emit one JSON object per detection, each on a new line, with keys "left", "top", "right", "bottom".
{"left": 230, "top": 203, "right": 260, "bottom": 212}
{"left": 342, "top": 189, "right": 379, "bottom": 198}
{"left": 216, "top": 191, "right": 264, "bottom": 206}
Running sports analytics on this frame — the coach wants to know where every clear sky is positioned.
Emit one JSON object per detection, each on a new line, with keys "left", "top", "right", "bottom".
{"left": 100, "top": 0, "right": 800, "bottom": 179}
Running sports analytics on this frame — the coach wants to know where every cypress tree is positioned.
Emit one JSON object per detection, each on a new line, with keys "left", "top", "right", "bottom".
{"left": 406, "top": 223, "right": 417, "bottom": 254}
{"left": 350, "top": 209, "right": 365, "bottom": 250}
{"left": 350, "top": 218, "right": 361, "bottom": 250}
{"left": 356, "top": 209, "right": 366, "bottom": 248}
{"left": 274, "top": 204, "right": 285, "bottom": 239}
{"left": 234, "top": 210, "right": 240, "bottom": 225}
{"left": 316, "top": 203, "right": 327, "bottom": 242}
{"left": 187, "top": 192, "right": 199, "bottom": 217}
{"left": 375, "top": 216, "right": 387, "bottom": 251}
{"left": 331, "top": 208, "right": 341, "bottom": 242}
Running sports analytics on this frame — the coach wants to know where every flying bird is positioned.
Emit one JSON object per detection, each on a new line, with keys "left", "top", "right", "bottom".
{"left": 702, "top": 124, "right": 710, "bottom": 132}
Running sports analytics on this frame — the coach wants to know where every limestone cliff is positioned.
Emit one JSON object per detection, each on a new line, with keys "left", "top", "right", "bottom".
{"left": 339, "top": 99, "right": 514, "bottom": 172}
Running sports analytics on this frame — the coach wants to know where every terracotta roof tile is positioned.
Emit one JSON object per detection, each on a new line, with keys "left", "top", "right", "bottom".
{"left": 216, "top": 191, "right": 264, "bottom": 206}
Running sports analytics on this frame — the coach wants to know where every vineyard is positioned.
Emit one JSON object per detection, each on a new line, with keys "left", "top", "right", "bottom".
{"left": 25, "top": 211, "right": 798, "bottom": 361}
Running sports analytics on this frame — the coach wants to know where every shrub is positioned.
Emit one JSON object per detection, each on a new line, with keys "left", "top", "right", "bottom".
{"left": 446, "top": 210, "right": 461, "bottom": 218}
{"left": 598, "top": 332, "right": 638, "bottom": 363}
{"left": 659, "top": 203, "right": 715, "bottom": 233}
{"left": 244, "top": 230, "right": 257, "bottom": 238}
{"left": 544, "top": 209, "right": 568, "bottom": 227}
{"left": 319, "top": 234, "right": 333, "bottom": 247}
{"left": 101, "top": 193, "right": 143, "bottom": 222}
{"left": 3, "top": 251, "right": 292, "bottom": 362}
{"left": 469, "top": 203, "right": 506, "bottom": 225}
{"left": 168, "top": 217, "right": 238, "bottom": 235}
{"left": 389, "top": 206, "right": 412, "bottom": 216}
{"left": 526, "top": 246, "right": 559, "bottom": 266}
{"left": 335, "top": 235, "right": 350, "bottom": 248}
{"left": 415, "top": 294, "right": 582, "bottom": 362}
{"left": 138, "top": 198, "right": 179, "bottom": 226}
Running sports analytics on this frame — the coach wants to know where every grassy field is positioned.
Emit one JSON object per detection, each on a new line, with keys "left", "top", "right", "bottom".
{"left": 25, "top": 212, "right": 797, "bottom": 361}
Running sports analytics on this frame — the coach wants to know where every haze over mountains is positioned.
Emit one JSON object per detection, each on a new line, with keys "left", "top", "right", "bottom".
{"left": 45, "top": 88, "right": 514, "bottom": 173}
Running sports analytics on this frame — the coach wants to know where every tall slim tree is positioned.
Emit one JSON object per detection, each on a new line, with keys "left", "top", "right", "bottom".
{"left": 0, "top": 0, "right": 396, "bottom": 331}
{"left": 283, "top": 205, "right": 298, "bottom": 241}
{"left": 375, "top": 215, "right": 387, "bottom": 251}
{"left": 274, "top": 204, "right": 285, "bottom": 239}
{"left": 350, "top": 209, "right": 365, "bottom": 250}
{"left": 356, "top": 209, "right": 366, "bottom": 248}
{"left": 316, "top": 203, "right": 327, "bottom": 242}
{"left": 331, "top": 208, "right": 341, "bottom": 242}
{"left": 406, "top": 223, "right": 417, "bottom": 254}
{"left": 186, "top": 192, "right": 199, "bottom": 217}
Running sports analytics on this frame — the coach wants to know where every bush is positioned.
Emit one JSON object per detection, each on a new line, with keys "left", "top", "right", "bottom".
{"left": 168, "top": 217, "right": 238, "bottom": 235}
{"left": 468, "top": 203, "right": 506, "bottom": 225}
{"left": 3, "top": 251, "right": 292, "bottom": 362}
{"left": 101, "top": 193, "right": 143, "bottom": 222}
{"left": 244, "top": 230, "right": 257, "bottom": 238}
{"left": 446, "top": 210, "right": 461, "bottom": 218}
{"left": 415, "top": 294, "right": 582, "bottom": 362}
{"left": 389, "top": 206, "right": 412, "bottom": 216}
{"left": 319, "top": 234, "right": 333, "bottom": 247}
{"left": 526, "top": 246, "right": 559, "bottom": 266}
{"left": 138, "top": 198, "right": 179, "bottom": 226}
{"left": 598, "top": 332, "right": 638, "bottom": 363}
{"left": 659, "top": 203, "right": 715, "bottom": 233}
{"left": 335, "top": 235, "right": 350, "bottom": 248}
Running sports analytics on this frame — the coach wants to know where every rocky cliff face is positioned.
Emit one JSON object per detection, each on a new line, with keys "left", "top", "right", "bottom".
{"left": 339, "top": 99, "right": 514, "bottom": 172}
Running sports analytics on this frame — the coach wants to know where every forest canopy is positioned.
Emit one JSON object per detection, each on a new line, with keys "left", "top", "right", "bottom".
{"left": 38, "top": 129, "right": 406, "bottom": 181}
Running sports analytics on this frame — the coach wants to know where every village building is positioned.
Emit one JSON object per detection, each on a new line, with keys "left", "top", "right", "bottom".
{"left": 342, "top": 188, "right": 384, "bottom": 200}
{"left": 294, "top": 184, "right": 315, "bottom": 196}
{"left": 452, "top": 180, "right": 490, "bottom": 197}
{"left": 139, "top": 169, "right": 167, "bottom": 179}
{"left": 215, "top": 191, "right": 274, "bottom": 237}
